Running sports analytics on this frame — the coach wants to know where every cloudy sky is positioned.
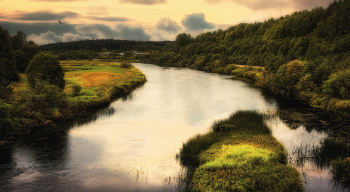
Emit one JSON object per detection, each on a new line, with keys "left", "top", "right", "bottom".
{"left": 0, "top": 0, "right": 334, "bottom": 45}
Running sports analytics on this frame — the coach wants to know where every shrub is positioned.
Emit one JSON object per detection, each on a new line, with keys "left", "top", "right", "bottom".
{"left": 29, "top": 81, "right": 67, "bottom": 116}
{"left": 26, "top": 53, "right": 65, "bottom": 90}
{"left": 72, "top": 82, "right": 82, "bottom": 96}
{"left": 331, "top": 157, "right": 350, "bottom": 188}
{"left": 120, "top": 60, "right": 133, "bottom": 68}
{"left": 0, "top": 99, "right": 15, "bottom": 137}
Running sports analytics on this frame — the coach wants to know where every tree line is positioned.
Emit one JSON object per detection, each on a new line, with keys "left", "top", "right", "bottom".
{"left": 40, "top": 39, "right": 172, "bottom": 52}
{"left": 0, "top": 25, "right": 69, "bottom": 137}
{"left": 141, "top": 0, "right": 350, "bottom": 111}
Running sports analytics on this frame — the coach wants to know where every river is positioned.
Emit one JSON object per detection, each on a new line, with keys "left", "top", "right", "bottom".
{"left": 0, "top": 63, "right": 349, "bottom": 192}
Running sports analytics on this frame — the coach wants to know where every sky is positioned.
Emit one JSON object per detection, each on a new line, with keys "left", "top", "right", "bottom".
{"left": 0, "top": 0, "right": 335, "bottom": 45}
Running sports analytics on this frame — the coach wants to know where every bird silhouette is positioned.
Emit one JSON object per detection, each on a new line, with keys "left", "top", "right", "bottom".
{"left": 58, "top": 20, "right": 63, "bottom": 24}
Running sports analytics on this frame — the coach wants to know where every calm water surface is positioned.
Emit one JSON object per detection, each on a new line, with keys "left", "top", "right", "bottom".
{"left": 0, "top": 63, "right": 349, "bottom": 192}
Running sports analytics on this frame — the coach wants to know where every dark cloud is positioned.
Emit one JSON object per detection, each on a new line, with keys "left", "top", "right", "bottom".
{"left": 28, "top": 31, "right": 92, "bottom": 45}
{"left": 14, "top": 11, "right": 79, "bottom": 21}
{"left": 119, "top": 0, "right": 166, "bottom": 5}
{"left": 89, "top": 16, "right": 130, "bottom": 22}
{"left": 75, "top": 24, "right": 151, "bottom": 41}
{"left": 117, "top": 24, "right": 152, "bottom": 41}
{"left": 0, "top": 21, "right": 78, "bottom": 36}
{"left": 204, "top": 0, "right": 334, "bottom": 11}
{"left": 181, "top": 13, "right": 215, "bottom": 31}
{"left": 293, "top": 0, "right": 334, "bottom": 10}
{"left": 75, "top": 24, "right": 120, "bottom": 39}
{"left": 156, "top": 17, "right": 181, "bottom": 33}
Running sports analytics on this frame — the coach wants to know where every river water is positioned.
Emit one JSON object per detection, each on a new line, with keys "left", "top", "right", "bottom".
{"left": 0, "top": 63, "right": 349, "bottom": 192}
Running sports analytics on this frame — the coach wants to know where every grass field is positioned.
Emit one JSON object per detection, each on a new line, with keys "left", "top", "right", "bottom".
{"left": 8, "top": 59, "right": 146, "bottom": 131}
{"left": 60, "top": 60, "right": 145, "bottom": 102}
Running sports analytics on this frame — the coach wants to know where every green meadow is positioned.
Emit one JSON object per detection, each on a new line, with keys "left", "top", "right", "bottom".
{"left": 5, "top": 59, "right": 146, "bottom": 135}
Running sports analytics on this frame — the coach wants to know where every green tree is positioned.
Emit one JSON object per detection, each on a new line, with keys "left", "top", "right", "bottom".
{"left": 0, "top": 58, "right": 20, "bottom": 82}
{"left": 22, "top": 40, "right": 42, "bottom": 60}
{"left": 11, "top": 31, "right": 27, "bottom": 51}
{"left": 175, "top": 33, "right": 193, "bottom": 47}
{"left": 0, "top": 25, "right": 15, "bottom": 61}
{"left": 14, "top": 50, "right": 29, "bottom": 73}
{"left": 26, "top": 53, "right": 65, "bottom": 90}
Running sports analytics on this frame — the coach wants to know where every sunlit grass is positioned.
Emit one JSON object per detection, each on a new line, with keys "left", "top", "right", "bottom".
{"left": 9, "top": 59, "right": 146, "bottom": 120}
{"left": 178, "top": 111, "right": 302, "bottom": 192}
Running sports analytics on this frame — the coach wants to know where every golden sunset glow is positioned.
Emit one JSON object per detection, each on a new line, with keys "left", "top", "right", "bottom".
{"left": 0, "top": 0, "right": 335, "bottom": 44}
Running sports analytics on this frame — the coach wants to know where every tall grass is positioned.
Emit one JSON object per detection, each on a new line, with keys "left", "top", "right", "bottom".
{"left": 178, "top": 111, "right": 302, "bottom": 192}
{"left": 212, "top": 110, "right": 271, "bottom": 135}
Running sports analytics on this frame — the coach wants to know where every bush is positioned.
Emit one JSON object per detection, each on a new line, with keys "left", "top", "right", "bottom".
{"left": 120, "top": 60, "right": 133, "bottom": 68}
{"left": 26, "top": 53, "right": 65, "bottom": 90}
{"left": 30, "top": 81, "right": 66, "bottom": 116}
{"left": 0, "top": 99, "right": 15, "bottom": 137}
{"left": 72, "top": 82, "right": 82, "bottom": 96}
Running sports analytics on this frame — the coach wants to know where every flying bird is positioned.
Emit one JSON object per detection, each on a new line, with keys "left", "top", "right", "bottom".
{"left": 58, "top": 20, "right": 63, "bottom": 24}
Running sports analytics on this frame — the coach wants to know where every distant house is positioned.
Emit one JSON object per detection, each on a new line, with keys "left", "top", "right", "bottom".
{"left": 133, "top": 51, "right": 144, "bottom": 56}
{"left": 99, "top": 52, "right": 113, "bottom": 56}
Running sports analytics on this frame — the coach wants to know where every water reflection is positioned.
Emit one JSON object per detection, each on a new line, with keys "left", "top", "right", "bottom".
{"left": 265, "top": 108, "right": 350, "bottom": 192}
{"left": 0, "top": 63, "right": 349, "bottom": 192}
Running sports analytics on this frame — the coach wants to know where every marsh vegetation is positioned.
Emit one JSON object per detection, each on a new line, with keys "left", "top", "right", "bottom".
{"left": 178, "top": 111, "right": 302, "bottom": 192}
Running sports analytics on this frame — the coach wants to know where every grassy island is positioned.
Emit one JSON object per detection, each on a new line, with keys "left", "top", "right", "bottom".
{"left": 178, "top": 111, "right": 302, "bottom": 192}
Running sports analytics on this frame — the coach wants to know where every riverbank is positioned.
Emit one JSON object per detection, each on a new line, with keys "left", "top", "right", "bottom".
{"left": 178, "top": 111, "right": 303, "bottom": 191}
{"left": 1, "top": 59, "right": 146, "bottom": 139}
{"left": 142, "top": 60, "right": 350, "bottom": 114}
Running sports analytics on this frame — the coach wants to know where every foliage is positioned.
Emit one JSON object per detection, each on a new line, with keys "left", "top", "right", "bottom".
{"left": 40, "top": 39, "right": 169, "bottom": 52}
{"left": 72, "top": 82, "right": 82, "bottom": 96}
{"left": 0, "top": 99, "right": 16, "bottom": 137}
{"left": 0, "top": 58, "right": 20, "bottom": 82}
{"left": 0, "top": 25, "right": 15, "bottom": 61}
{"left": 0, "top": 71, "right": 13, "bottom": 101}
{"left": 14, "top": 49, "right": 29, "bottom": 73}
{"left": 323, "top": 69, "right": 350, "bottom": 99}
{"left": 21, "top": 40, "right": 42, "bottom": 60}
{"left": 120, "top": 60, "right": 133, "bottom": 68}
{"left": 26, "top": 53, "right": 65, "bottom": 90}
{"left": 331, "top": 158, "right": 350, "bottom": 187}
{"left": 11, "top": 31, "right": 27, "bottom": 51}
{"left": 30, "top": 81, "right": 67, "bottom": 116}
{"left": 175, "top": 33, "right": 193, "bottom": 47}
{"left": 140, "top": 0, "right": 350, "bottom": 110}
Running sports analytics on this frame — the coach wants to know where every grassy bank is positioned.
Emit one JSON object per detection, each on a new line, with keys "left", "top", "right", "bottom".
{"left": 4, "top": 59, "right": 146, "bottom": 137}
{"left": 178, "top": 111, "right": 302, "bottom": 192}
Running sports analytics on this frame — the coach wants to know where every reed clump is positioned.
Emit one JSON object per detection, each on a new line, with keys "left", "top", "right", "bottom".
{"left": 178, "top": 111, "right": 302, "bottom": 192}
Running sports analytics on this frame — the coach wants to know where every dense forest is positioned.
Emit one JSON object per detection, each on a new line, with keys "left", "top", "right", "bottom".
{"left": 141, "top": 0, "right": 350, "bottom": 112}
{"left": 40, "top": 39, "right": 171, "bottom": 52}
